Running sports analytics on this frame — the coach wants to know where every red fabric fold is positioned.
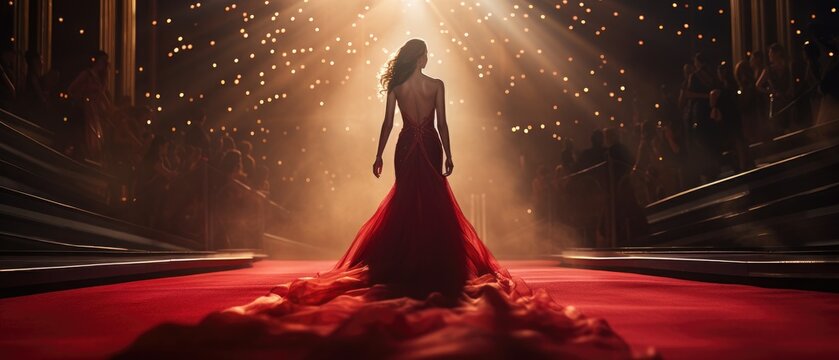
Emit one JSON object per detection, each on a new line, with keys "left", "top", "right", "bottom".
{"left": 116, "top": 119, "right": 640, "bottom": 359}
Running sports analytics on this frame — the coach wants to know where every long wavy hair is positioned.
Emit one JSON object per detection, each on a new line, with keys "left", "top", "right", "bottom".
{"left": 379, "top": 39, "right": 427, "bottom": 94}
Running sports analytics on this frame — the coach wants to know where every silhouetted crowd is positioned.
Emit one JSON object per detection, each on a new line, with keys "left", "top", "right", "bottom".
{"left": 536, "top": 34, "right": 839, "bottom": 248}
{"left": 1, "top": 48, "right": 273, "bottom": 249}
{"left": 4, "top": 30, "right": 838, "bottom": 251}
{"left": 133, "top": 108, "right": 271, "bottom": 249}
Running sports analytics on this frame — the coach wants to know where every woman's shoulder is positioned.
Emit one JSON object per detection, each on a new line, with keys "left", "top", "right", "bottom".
{"left": 422, "top": 74, "right": 444, "bottom": 87}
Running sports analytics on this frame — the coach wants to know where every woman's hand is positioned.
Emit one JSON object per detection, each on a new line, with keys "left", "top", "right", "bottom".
{"left": 444, "top": 158, "right": 454, "bottom": 177}
{"left": 372, "top": 156, "right": 383, "bottom": 178}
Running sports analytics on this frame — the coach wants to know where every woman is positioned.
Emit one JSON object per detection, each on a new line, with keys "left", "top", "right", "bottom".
{"left": 683, "top": 53, "right": 722, "bottom": 183}
{"left": 118, "top": 39, "right": 637, "bottom": 359}
{"left": 715, "top": 62, "right": 754, "bottom": 172}
{"left": 735, "top": 58, "right": 760, "bottom": 144}
{"left": 633, "top": 120, "right": 664, "bottom": 205}
{"left": 67, "top": 51, "right": 112, "bottom": 162}
{"left": 756, "top": 43, "right": 794, "bottom": 134}
{"left": 134, "top": 137, "right": 177, "bottom": 228}
{"left": 677, "top": 62, "right": 695, "bottom": 150}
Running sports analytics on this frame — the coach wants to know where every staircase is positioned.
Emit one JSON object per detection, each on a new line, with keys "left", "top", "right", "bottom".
{"left": 556, "top": 120, "right": 839, "bottom": 283}
{"left": 644, "top": 143, "right": 839, "bottom": 249}
{"left": 0, "top": 109, "right": 256, "bottom": 296}
{"left": 0, "top": 108, "right": 111, "bottom": 213}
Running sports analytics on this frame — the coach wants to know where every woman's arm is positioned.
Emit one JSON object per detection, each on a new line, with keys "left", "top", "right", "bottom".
{"left": 372, "top": 90, "right": 396, "bottom": 178}
{"left": 755, "top": 68, "right": 771, "bottom": 93}
{"left": 435, "top": 80, "right": 454, "bottom": 176}
{"left": 678, "top": 81, "right": 688, "bottom": 109}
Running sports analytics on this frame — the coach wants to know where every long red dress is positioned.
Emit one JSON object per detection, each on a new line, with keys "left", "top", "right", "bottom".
{"left": 334, "top": 111, "right": 497, "bottom": 299}
{"left": 117, "top": 111, "right": 640, "bottom": 359}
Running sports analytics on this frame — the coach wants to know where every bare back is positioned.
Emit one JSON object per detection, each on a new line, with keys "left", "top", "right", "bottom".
{"left": 373, "top": 71, "right": 452, "bottom": 178}
{"left": 392, "top": 74, "right": 441, "bottom": 127}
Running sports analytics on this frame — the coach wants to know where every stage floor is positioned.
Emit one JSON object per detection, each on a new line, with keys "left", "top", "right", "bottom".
{"left": 1, "top": 260, "right": 838, "bottom": 359}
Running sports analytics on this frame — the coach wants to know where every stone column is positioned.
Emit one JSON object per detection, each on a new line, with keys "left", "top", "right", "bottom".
{"left": 774, "top": 0, "right": 792, "bottom": 52}
{"left": 36, "top": 0, "right": 52, "bottom": 71}
{"left": 100, "top": 0, "right": 117, "bottom": 94}
{"left": 120, "top": 0, "right": 136, "bottom": 104}
{"left": 730, "top": 0, "right": 748, "bottom": 65}
{"left": 750, "top": 0, "right": 767, "bottom": 54}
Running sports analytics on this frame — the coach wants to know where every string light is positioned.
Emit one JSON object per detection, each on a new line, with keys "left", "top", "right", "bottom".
{"left": 51, "top": 0, "right": 825, "bottom": 202}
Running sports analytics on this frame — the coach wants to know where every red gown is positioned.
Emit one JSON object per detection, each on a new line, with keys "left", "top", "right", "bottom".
{"left": 117, "top": 112, "right": 642, "bottom": 359}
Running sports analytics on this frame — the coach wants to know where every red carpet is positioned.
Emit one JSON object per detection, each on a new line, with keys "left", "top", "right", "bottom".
{"left": 1, "top": 260, "right": 838, "bottom": 359}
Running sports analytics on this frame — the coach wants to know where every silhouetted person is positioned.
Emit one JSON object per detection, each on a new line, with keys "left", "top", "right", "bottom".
{"left": 238, "top": 140, "right": 256, "bottom": 179}
{"left": 677, "top": 63, "right": 695, "bottom": 146}
{"left": 604, "top": 127, "right": 648, "bottom": 245}
{"left": 250, "top": 165, "right": 270, "bottom": 194}
{"left": 809, "top": 21, "right": 839, "bottom": 124}
{"left": 633, "top": 120, "right": 664, "bottom": 205}
{"left": 211, "top": 134, "right": 236, "bottom": 168}
{"left": 735, "top": 58, "right": 760, "bottom": 144}
{"left": 185, "top": 107, "right": 211, "bottom": 157}
{"left": 108, "top": 97, "right": 141, "bottom": 157}
{"left": 712, "top": 61, "right": 753, "bottom": 173}
{"left": 655, "top": 84, "right": 680, "bottom": 133}
{"left": 214, "top": 150, "right": 245, "bottom": 248}
{"left": 67, "top": 51, "right": 112, "bottom": 162}
{"left": 21, "top": 50, "right": 52, "bottom": 124}
{"left": 569, "top": 129, "right": 607, "bottom": 247}
{"left": 659, "top": 125, "right": 685, "bottom": 195}
{"left": 560, "top": 138, "right": 576, "bottom": 171}
{"left": 794, "top": 41, "right": 822, "bottom": 129}
{"left": 163, "top": 143, "right": 207, "bottom": 237}
{"left": 135, "top": 137, "right": 177, "bottom": 227}
{"left": 655, "top": 85, "right": 686, "bottom": 194}
{"left": 757, "top": 43, "right": 793, "bottom": 134}
{"left": 604, "top": 128, "right": 634, "bottom": 180}
{"left": 748, "top": 50, "right": 771, "bottom": 139}
{"left": 684, "top": 53, "right": 721, "bottom": 183}
{"left": 576, "top": 129, "right": 606, "bottom": 172}
{"left": 678, "top": 63, "right": 695, "bottom": 110}
{"left": 108, "top": 104, "right": 146, "bottom": 206}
